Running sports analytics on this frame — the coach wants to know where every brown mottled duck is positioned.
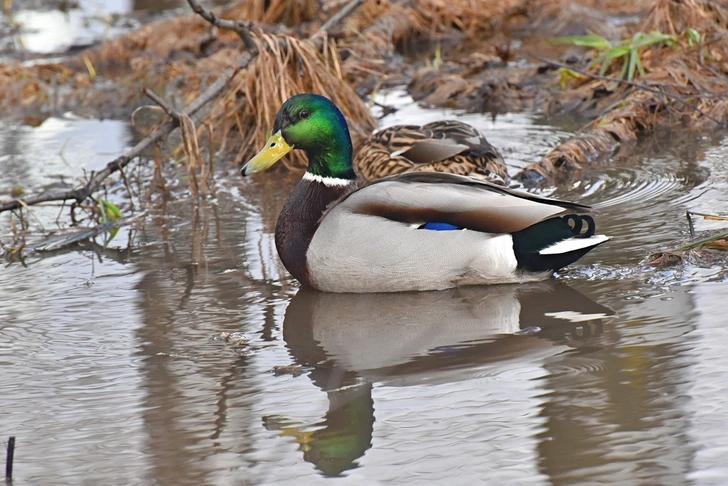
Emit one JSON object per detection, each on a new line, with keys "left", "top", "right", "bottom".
{"left": 354, "top": 120, "right": 510, "bottom": 185}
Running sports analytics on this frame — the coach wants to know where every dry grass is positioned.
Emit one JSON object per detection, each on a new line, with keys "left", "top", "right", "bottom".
{"left": 412, "top": 0, "right": 522, "bottom": 36}
{"left": 0, "top": 2, "right": 375, "bottom": 172}
{"left": 227, "top": 0, "right": 320, "bottom": 26}
{"left": 209, "top": 33, "right": 375, "bottom": 170}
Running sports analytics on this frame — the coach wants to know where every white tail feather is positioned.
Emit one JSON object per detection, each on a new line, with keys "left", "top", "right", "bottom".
{"left": 539, "top": 235, "right": 610, "bottom": 255}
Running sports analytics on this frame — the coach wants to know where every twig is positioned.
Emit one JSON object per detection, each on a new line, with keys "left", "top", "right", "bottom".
{"left": 5, "top": 436, "right": 14, "bottom": 484}
{"left": 687, "top": 210, "right": 728, "bottom": 221}
{"left": 687, "top": 210, "right": 695, "bottom": 238}
{"left": 314, "top": 0, "right": 365, "bottom": 37}
{"left": 143, "top": 88, "right": 180, "bottom": 122}
{"left": 673, "top": 229, "right": 728, "bottom": 251}
{"left": 537, "top": 57, "right": 726, "bottom": 127}
{"left": 186, "top": 0, "right": 257, "bottom": 52}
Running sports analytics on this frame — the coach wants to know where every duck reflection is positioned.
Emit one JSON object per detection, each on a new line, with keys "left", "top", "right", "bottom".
{"left": 265, "top": 281, "right": 613, "bottom": 477}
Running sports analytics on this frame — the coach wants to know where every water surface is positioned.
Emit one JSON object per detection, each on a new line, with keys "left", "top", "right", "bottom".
{"left": 1, "top": 92, "right": 728, "bottom": 485}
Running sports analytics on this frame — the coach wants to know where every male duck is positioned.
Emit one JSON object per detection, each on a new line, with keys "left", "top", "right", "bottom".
{"left": 354, "top": 120, "right": 509, "bottom": 185}
{"left": 241, "top": 94, "right": 609, "bottom": 293}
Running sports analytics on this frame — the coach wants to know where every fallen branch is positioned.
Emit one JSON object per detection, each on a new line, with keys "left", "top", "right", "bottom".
{"left": 314, "top": 0, "right": 366, "bottom": 37}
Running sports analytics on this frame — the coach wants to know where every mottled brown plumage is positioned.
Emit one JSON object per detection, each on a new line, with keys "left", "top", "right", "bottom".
{"left": 355, "top": 120, "right": 509, "bottom": 185}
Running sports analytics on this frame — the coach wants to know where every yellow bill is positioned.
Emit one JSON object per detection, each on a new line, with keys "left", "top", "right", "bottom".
{"left": 241, "top": 131, "right": 293, "bottom": 176}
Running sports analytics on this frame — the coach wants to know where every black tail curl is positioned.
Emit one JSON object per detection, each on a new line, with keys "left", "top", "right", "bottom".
{"left": 564, "top": 214, "right": 596, "bottom": 238}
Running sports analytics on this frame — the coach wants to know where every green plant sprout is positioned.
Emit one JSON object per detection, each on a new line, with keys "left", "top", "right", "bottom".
{"left": 99, "top": 199, "right": 123, "bottom": 246}
{"left": 552, "top": 30, "right": 689, "bottom": 83}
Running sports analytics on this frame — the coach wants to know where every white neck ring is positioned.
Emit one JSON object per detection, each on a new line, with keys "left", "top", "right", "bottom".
{"left": 303, "top": 172, "right": 354, "bottom": 187}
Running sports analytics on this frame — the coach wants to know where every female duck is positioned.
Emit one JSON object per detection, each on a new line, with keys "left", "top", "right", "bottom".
{"left": 241, "top": 94, "right": 608, "bottom": 293}
{"left": 354, "top": 120, "right": 509, "bottom": 185}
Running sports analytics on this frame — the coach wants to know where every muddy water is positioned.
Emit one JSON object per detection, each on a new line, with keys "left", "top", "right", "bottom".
{"left": 2, "top": 91, "right": 728, "bottom": 485}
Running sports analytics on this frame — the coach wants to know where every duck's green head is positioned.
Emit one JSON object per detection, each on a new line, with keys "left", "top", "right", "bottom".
{"left": 241, "top": 94, "right": 356, "bottom": 180}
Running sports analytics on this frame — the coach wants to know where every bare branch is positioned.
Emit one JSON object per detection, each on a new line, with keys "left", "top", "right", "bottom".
{"left": 186, "top": 0, "right": 258, "bottom": 52}
{"left": 143, "top": 88, "right": 180, "bottom": 122}
{"left": 314, "top": 0, "right": 366, "bottom": 37}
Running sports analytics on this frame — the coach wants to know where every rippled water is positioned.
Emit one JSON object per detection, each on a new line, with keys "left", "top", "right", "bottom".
{"left": 2, "top": 92, "right": 728, "bottom": 485}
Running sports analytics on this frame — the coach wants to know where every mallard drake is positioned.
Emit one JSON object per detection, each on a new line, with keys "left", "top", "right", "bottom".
{"left": 241, "top": 94, "right": 609, "bottom": 293}
{"left": 354, "top": 120, "right": 510, "bottom": 185}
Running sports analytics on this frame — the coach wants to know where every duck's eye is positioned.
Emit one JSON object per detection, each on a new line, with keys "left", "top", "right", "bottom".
{"left": 299, "top": 109, "right": 311, "bottom": 119}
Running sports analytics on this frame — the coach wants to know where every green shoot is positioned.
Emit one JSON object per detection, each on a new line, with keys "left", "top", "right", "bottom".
{"left": 99, "top": 199, "right": 123, "bottom": 246}
{"left": 99, "top": 199, "right": 123, "bottom": 223}
{"left": 552, "top": 30, "right": 682, "bottom": 85}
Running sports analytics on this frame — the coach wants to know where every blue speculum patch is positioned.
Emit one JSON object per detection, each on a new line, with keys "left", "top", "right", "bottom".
{"left": 419, "top": 222, "right": 462, "bottom": 231}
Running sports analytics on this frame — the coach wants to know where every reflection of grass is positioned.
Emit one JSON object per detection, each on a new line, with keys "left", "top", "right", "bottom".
{"left": 552, "top": 30, "right": 681, "bottom": 83}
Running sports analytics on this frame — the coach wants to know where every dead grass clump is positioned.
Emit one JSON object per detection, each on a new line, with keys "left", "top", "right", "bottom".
{"left": 336, "top": 0, "right": 526, "bottom": 90}
{"left": 0, "top": 10, "right": 233, "bottom": 118}
{"left": 341, "top": 0, "right": 522, "bottom": 58}
{"left": 0, "top": 64, "right": 67, "bottom": 110}
{"left": 341, "top": 0, "right": 422, "bottom": 56}
{"left": 227, "top": 0, "right": 320, "bottom": 26}
{"left": 518, "top": 88, "right": 660, "bottom": 183}
{"left": 67, "top": 14, "right": 216, "bottom": 77}
{"left": 209, "top": 34, "right": 375, "bottom": 170}
{"left": 412, "top": 0, "right": 522, "bottom": 37}
{"left": 408, "top": 69, "right": 478, "bottom": 106}
{"left": 637, "top": 0, "right": 728, "bottom": 35}
{"left": 409, "top": 62, "right": 545, "bottom": 113}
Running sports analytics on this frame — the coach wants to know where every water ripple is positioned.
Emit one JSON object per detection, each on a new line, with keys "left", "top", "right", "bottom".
{"left": 570, "top": 166, "right": 704, "bottom": 209}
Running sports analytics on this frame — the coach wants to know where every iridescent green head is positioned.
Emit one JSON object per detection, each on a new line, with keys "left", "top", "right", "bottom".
{"left": 241, "top": 94, "right": 356, "bottom": 180}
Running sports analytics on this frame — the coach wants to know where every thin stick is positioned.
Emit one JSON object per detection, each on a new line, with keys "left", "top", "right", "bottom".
{"left": 314, "top": 0, "right": 366, "bottom": 37}
{"left": 673, "top": 229, "right": 728, "bottom": 251}
{"left": 143, "top": 88, "right": 180, "bottom": 122}
{"left": 687, "top": 210, "right": 728, "bottom": 221}
{"left": 5, "top": 436, "right": 14, "bottom": 484}
{"left": 186, "top": 0, "right": 257, "bottom": 52}
{"left": 536, "top": 57, "right": 726, "bottom": 127}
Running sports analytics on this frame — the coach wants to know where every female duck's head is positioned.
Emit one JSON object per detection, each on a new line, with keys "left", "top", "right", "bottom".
{"left": 241, "top": 94, "right": 356, "bottom": 180}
